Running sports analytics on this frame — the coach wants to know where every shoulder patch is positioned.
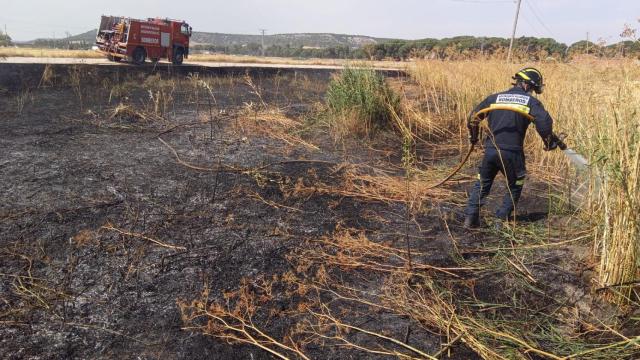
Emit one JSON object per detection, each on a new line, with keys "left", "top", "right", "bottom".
{"left": 496, "top": 94, "right": 530, "bottom": 105}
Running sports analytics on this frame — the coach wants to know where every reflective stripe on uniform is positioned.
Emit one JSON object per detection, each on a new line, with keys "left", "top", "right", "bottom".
{"left": 490, "top": 103, "right": 531, "bottom": 114}
{"left": 515, "top": 178, "right": 525, "bottom": 186}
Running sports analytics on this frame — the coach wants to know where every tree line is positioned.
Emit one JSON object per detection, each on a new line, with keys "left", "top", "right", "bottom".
{"left": 192, "top": 35, "right": 640, "bottom": 61}
{"left": 4, "top": 31, "right": 639, "bottom": 60}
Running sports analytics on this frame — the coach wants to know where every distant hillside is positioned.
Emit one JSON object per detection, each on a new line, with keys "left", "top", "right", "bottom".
{"left": 24, "top": 29, "right": 393, "bottom": 49}
{"left": 191, "top": 32, "right": 394, "bottom": 48}
{"left": 19, "top": 29, "right": 96, "bottom": 46}
{"left": 66, "top": 29, "right": 96, "bottom": 42}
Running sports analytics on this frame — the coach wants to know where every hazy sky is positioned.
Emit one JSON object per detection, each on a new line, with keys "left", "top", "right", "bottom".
{"left": 2, "top": 0, "right": 638, "bottom": 44}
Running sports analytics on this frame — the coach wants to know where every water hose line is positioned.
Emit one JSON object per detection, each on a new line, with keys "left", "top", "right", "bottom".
{"left": 426, "top": 106, "right": 535, "bottom": 190}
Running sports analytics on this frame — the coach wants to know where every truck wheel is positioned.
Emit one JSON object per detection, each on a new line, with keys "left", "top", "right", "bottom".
{"left": 172, "top": 48, "right": 184, "bottom": 65}
{"left": 132, "top": 47, "right": 146, "bottom": 65}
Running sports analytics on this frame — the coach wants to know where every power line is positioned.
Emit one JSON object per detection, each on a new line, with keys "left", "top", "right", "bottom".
{"left": 524, "top": 0, "right": 556, "bottom": 38}
{"left": 449, "top": 0, "right": 514, "bottom": 3}
{"left": 521, "top": 13, "right": 543, "bottom": 36}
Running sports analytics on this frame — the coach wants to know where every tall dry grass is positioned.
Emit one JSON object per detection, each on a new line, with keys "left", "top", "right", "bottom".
{"left": 0, "top": 47, "right": 103, "bottom": 58}
{"left": 410, "top": 59, "right": 640, "bottom": 302}
{"left": 0, "top": 47, "right": 405, "bottom": 68}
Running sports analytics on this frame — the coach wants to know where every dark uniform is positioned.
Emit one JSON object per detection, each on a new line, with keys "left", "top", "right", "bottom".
{"left": 465, "top": 83, "right": 554, "bottom": 221}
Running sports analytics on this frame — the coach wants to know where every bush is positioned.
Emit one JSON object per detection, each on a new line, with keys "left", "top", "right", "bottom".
{"left": 0, "top": 31, "right": 11, "bottom": 47}
{"left": 326, "top": 67, "right": 400, "bottom": 136}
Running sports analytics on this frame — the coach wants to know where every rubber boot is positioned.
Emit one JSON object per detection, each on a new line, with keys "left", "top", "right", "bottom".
{"left": 464, "top": 213, "right": 480, "bottom": 229}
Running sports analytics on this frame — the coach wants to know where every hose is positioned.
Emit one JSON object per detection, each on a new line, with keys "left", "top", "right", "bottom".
{"left": 425, "top": 144, "right": 475, "bottom": 190}
{"left": 425, "top": 105, "right": 534, "bottom": 189}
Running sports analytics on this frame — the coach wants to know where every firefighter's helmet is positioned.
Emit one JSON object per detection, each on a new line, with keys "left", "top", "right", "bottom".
{"left": 513, "top": 67, "right": 544, "bottom": 94}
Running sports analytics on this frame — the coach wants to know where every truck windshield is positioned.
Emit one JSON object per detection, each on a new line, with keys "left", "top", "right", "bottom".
{"left": 181, "top": 24, "right": 191, "bottom": 36}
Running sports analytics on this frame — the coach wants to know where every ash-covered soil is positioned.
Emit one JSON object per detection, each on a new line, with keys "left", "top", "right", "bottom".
{"left": 1, "top": 65, "right": 627, "bottom": 359}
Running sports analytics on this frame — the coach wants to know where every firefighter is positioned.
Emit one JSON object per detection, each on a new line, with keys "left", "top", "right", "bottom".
{"left": 464, "top": 67, "right": 562, "bottom": 228}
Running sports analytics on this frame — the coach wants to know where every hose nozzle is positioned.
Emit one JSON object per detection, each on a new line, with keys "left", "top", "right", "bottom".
{"left": 555, "top": 133, "right": 568, "bottom": 151}
{"left": 545, "top": 133, "right": 568, "bottom": 151}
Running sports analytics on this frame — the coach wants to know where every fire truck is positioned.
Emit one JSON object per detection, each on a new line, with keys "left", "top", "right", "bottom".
{"left": 96, "top": 15, "right": 192, "bottom": 65}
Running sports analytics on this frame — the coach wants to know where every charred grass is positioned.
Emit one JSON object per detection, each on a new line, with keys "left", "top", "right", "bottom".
{"left": 0, "top": 63, "right": 638, "bottom": 359}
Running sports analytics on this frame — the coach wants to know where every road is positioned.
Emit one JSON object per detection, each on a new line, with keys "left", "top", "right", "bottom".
{"left": 0, "top": 56, "right": 404, "bottom": 72}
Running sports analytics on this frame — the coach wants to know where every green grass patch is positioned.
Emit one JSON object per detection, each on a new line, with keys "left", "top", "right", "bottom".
{"left": 325, "top": 66, "right": 400, "bottom": 136}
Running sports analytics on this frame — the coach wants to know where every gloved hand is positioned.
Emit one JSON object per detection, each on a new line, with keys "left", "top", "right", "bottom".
{"left": 544, "top": 141, "right": 558, "bottom": 152}
{"left": 544, "top": 133, "right": 567, "bottom": 151}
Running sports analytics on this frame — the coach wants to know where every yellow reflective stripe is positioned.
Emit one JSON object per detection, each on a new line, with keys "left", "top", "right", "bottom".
{"left": 523, "top": 68, "right": 541, "bottom": 77}
{"left": 516, "top": 179, "right": 525, "bottom": 186}
{"left": 473, "top": 105, "right": 535, "bottom": 123}
{"left": 517, "top": 71, "right": 531, "bottom": 80}
{"left": 489, "top": 103, "right": 531, "bottom": 114}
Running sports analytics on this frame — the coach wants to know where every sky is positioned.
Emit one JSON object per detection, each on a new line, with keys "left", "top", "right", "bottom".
{"left": 2, "top": 0, "right": 639, "bottom": 45}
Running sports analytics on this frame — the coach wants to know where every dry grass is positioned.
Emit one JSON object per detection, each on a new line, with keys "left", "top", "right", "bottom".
{"left": 0, "top": 47, "right": 103, "bottom": 58}
{"left": 180, "top": 228, "right": 640, "bottom": 359}
{"left": 0, "top": 46, "right": 405, "bottom": 69}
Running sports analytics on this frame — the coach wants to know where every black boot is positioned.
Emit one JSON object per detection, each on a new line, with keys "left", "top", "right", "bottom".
{"left": 464, "top": 213, "right": 480, "bottom": 229}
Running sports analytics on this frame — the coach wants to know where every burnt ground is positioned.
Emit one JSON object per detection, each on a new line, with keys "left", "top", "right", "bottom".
{"left": 1, "top": 64, "right": 636, "bottom": 359}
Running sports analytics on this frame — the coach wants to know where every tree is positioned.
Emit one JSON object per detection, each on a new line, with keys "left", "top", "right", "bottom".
{"left": 619, "top": 19, "right": 639, "bottom": 57}
{"left": 0, "top": 31, "right": 12, "bottom": 47}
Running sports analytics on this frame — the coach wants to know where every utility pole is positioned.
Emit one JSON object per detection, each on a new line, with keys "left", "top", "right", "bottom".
{"left": 259, "top": 29, "right": 267, "bottom": 57}
{"left": 507, "top": 0, "right": 522, "bottom": 63}
{"left": 586, "top": 32, "right": 590, "bottom": 54}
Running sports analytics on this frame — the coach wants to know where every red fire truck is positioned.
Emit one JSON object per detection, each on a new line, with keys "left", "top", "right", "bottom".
{"left": 96, "top": 15, "right": 192, "bottom": 65}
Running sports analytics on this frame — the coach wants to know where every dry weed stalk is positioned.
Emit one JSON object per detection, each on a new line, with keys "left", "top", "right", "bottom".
{"left": 178, "top": 279, "right": 310, "bottom": 360}
{"left": 68, "top": 65, "right": 84, "bottom": 110}
{"left": 14, "top": 88, "right": 33, "bottom": 116}
{"left": 143, "top": 74, "right": 176, "bottom": 120}
{"left": 244, "top": 74, "right": 268, "bottom": 109}
{"left": 236, "top": 107, "right": 320, "bottom": 151}
{"left": 38, "top": 64, "right": 55, "bottom": 88}
{"left": 101, "top": 223, "right": 187, "bottom": 251}
{"left": 1, "top": 245, "right": 71, "bottom": 323}
{"left": 289, "top": 163, "right": 458, "bottom": 205}
{"left": 295, "top": 231, "right": 475, "bottom": 278}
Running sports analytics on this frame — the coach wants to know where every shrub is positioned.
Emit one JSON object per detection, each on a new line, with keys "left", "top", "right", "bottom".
{"left": 326, "top": 67, "right": 400, "bottom": 136}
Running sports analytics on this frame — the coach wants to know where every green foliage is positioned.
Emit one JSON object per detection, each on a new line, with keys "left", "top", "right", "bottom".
{"left": 325, "top": 67, "right": 400, "bottom": 135}
{"left": 0, "top": 31, "right": 11, "bottom": 47}
{"left": 192, "top": 43, "right": 363, "bottom": 59}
